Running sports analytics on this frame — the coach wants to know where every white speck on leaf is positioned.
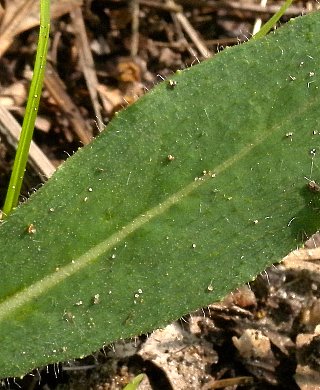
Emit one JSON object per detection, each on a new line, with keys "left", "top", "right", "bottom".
{"left": 92, "top": 294, "right": 100, "bottom": 305}
{"left": 27, "top": 224, "right": 36, "bottom": 234}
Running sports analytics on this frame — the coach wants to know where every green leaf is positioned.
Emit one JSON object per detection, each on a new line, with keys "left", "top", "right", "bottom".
{"left": 123, "top": 374, "right": 145, "bottom": 390}
{"left": 1, "top": 12, "right": 320, "bottom": 378}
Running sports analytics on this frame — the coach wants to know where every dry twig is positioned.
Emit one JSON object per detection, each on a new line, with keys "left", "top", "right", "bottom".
{"left": 0, "top": 106, "right": 55, "bottom": 179}
{"left": 44, "top": 62, "right": 92, "bottom": 145}
{"left": 130, "top": 0, "right": 140, "bottom": 57}
{"left": 166, "top": 0, "right": 211, "bottom": 58}
{"left": 181, "top": 0, "right": 318, "bottom": 16}
{"left": 70, "top": 6, "right": 103, "bottom": 127}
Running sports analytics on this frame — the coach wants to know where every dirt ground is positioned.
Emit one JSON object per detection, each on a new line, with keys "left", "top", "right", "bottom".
{"left": 0, "top": 1, "right": 320, "bottom": 389}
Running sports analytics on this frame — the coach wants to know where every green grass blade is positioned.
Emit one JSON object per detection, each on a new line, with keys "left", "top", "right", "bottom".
{"left": 252, "top": 0, "right": 294, "bottom": 40}
{"left": 2, "top": 0, "right": 50, "bottom": 216}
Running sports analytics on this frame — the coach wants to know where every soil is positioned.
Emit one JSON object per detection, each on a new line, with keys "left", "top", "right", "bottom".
{"left": 0, "top": 1, "right": 320, "bottom": 389}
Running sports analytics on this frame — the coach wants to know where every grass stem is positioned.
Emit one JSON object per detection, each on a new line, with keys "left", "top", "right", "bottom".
{"left": 252, "top": 0, "right": 294, "bottom": 40}
{"left": 2, "top": 0, "right": 50, "bottom": 216}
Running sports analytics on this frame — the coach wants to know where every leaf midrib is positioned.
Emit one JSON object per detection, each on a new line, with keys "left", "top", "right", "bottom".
{"left": 0, "top": 79, "right": 314, "bottom": 322}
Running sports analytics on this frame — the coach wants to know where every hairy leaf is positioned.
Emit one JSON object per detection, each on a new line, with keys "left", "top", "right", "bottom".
{"left": 1, "top": 12, "right": 320, "bottom": 378}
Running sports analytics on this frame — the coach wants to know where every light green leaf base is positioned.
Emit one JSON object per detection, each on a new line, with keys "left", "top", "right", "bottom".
{"left": 123, "top": 374, "right": 145, "bottom": 390}
{"left": 0, "top": 11, "right": 320, "bottom": 378}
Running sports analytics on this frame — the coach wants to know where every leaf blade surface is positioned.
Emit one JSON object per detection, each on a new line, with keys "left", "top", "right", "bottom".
{"left": 1, "top": 12, "right": 320, "bottom": 377}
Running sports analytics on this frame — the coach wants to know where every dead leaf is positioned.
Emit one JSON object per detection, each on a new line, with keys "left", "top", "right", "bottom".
{"left": 97, "top": 84, "right": 124, "bottom": 115}
{"left": 0, "top": 81, "right": 27, "bottom": 106}
{"left": 117, "top": 60, "right": 141, "bottom": 83}
{"left": 0, "top": 0, "right": 83, "bottom": 57}
{"left": 295, "top": 329, "right": 320, "bottom": 390}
